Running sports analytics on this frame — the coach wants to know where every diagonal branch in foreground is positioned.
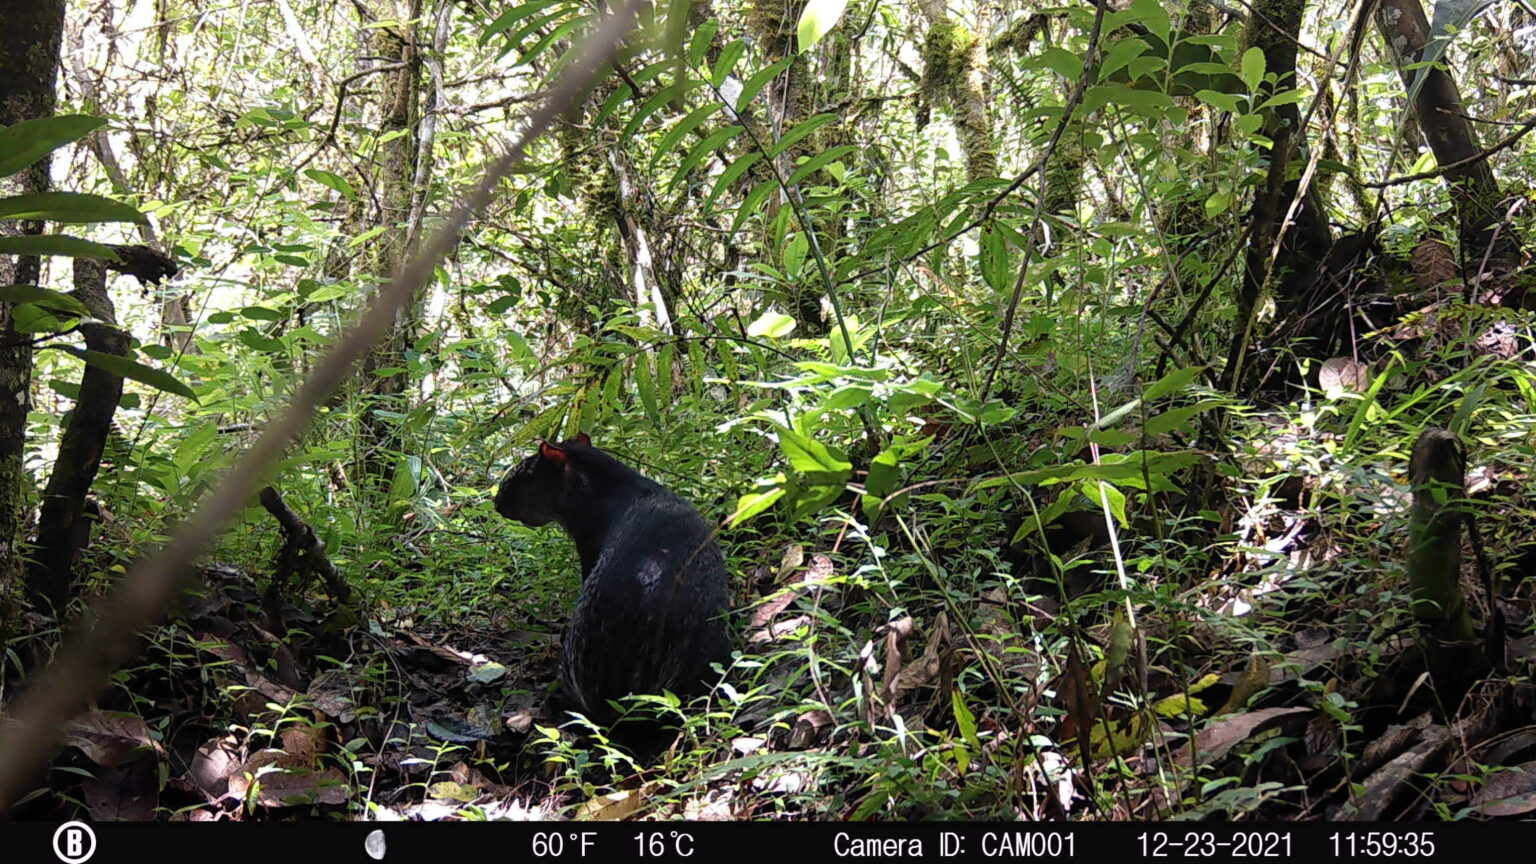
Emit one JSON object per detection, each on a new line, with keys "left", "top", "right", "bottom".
{"left": 0, "top": 0, "right": 643, "bottom": 811}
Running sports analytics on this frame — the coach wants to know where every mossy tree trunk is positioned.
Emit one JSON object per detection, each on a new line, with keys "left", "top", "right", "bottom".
{"left": 0, "top": 0, "right": 67, "bottom": 631}
{"left": 1224, "top": 0, "right": 1334, "bottom": 390}
{"left": 356, "top": 2, "right": 426, "bottom": 491}
{"left": 747, "top": 0, "right": 829, "bottom": 331}
{"left": 611, "top": 150, "right": 674, "bottom": 333}
{"left": 918, "top": 0, "right": 997, "bottom": 183}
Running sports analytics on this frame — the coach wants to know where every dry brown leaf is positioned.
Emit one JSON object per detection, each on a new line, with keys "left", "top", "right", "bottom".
{"left": 881, "top": 616, "right": 915, "bottom": 694}
{"left": 188, "top": 735, "right": 241, "bottom": 801}
{"left": 577, "top": 788, "right": 647, "bottom": 821}
{"left": 787, "top": 709, "right": 834, "bottom": 750}
{"left": 1171, "top": 707, "right": 1311, "bottom": 767}
{"left": 65, "top": 711, "right": 167, "bottom": 767}
{"left": 1217, "top": 654, "right": 1272, "bottom": 715}
{"left": 1319, "top": 358, "right": 1369, "bottom": 396}
{"left": 279, "top": 726, "right": 322, "bottom": 768}
{"left": 80, "top": 761, "right": 158, "bottom": 821}
{"left": 1411, "top": 238, "right": 1457, "bottom": 293}
{"left": 227, "top": 750, "right": 349, "bottom": 808}
{"left": 883, "top": 613, "right": 948, "bottom": 707}
{"left": 198, "top": 637, "right": 300, "bottom": 703}
{"left": 1470, "top": 761, "right": 1536, "bottom": 817}
{"left": 307, "top": 668, "right": 358, "bottom": 722}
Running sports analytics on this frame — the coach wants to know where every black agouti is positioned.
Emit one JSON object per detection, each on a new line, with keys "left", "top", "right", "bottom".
{"left": 495, "top": 433, "right": 732, "bottom": 742}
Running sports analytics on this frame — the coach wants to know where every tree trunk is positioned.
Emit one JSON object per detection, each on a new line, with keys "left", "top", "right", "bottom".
{"left": 27, "top": 260, "right": 127, "bottom": 613}
{"left": 0, "top": 0, "right": 67, "bottom": 629}
{"left": 747, "top": 0, "right": 826, "bottom": 331}
{"left": 610, "top": 151, "right": 674, "bottom": 333}
{"left": 357, "top": 4, "right": 425, "bottom": 489}
{"left": 918, "top": 0, "right": 997, "bottom": 183}
{"left": 1224, "top": 0, "right": 1334, "bottom": 391}
{"left": 1376, "top": 0, "right": 1525, "bottom": 298}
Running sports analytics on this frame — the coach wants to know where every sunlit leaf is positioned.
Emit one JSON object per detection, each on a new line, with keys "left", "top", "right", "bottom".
{"left": 0, "top": 115, "right": 106, "bottom": 178}
{"left": 796, "top": 0, "right": 848, "bottom": 53}
{"left": 51, "top": 345, "right": 198, "bottom": 401}
{"left": 0, "top": 192, "right": 145, "bottom": 225}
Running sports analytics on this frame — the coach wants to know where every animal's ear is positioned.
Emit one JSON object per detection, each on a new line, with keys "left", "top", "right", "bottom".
{"left": 538, "top": 441, "right": 567, "bottom": 464}
{"left": 573, "top": 431, "right": 592, "bottom": 447}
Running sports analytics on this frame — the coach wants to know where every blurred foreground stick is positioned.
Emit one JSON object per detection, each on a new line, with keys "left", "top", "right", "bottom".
{"left": 0, "top": 0, "right": 643, "bottom": 812}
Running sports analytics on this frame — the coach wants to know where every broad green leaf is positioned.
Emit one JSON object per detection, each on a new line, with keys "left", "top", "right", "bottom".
{"left": 0, "top": 115, "right": 106, "bottom": 178}
{"left": 668, "top": 125, "right": 744, "bottom": 191}
{"left": 1194, "top": 89, "right": 1244, "bottom": 113}
{"left": 729, "top": 474, "right": 788, "bottom": 527}
{"left": 304, "top": 169, "right": 356, "bottom": 200}
{"left": 779, "top": 428, "right": 852, "bottom": 481}
{"left": 1130, "top": 0, "right": 1172, "bottom": 44}
{"left": 796, "top": 0, "right": 848, "bottom": 53}
{"left": 1177, "top": 61, "right": 1242, "bottom": 76}
{"left": 634, "top": 352, "right": 659, "bottom": 420}
{"left": 732, "top": 178, "right": 777, "bottom": 232}
{"left": 479, "top": 0, "right": 565, "bottom": 45}
{"left": 173, "top": 421, "right": 219, "bottom": 473}
{"left": 0, "top": 284, "right": 89, "bottom": 316}
{"left": 0, "top": 234, "right": 119, "bottom": 260}
{"left": 237, "top": 329, "right": 286, "bottom": 353}
{"left": 518, "top": 14, "right": 589, "bottom": 69}
{"left": 1240, "top": 47, "right": 1266, "bottom": 92}
{"left": 824, "top": 384, "right": 871, "bottom": 411}
{"left": 1258, "top": 89, "right": 1307, "bottom": 110}
{"left": 1082, "top": 84, "right": 1174, "bottom": 114}
{"left": 12, "top": 303, "right": 73, "bottom": 334}
{"left": 1142, "top": 365, "right": 1208, "bottom": 402}
{"left": 624, "top": 80, "right": 707, "bottom": 138}
{"left": 388, "top": 454, "right": 421, "bottom": 513}
{"left": 1138, "top": 397, "right": 1216, "bottom": 436}
{"left": 791, "top": 479, "right": 844, "bottom": 520}
{"left": 688, "top": 18, "right": 719, "bottom": 67}
{"left": 1099, "top": 38, "right": 1150, "bottom": 82}
{"left": 704, "top": 151, "right": 762, "bottom": 211}
{"left": 711, "top": 40, "right": 747, "bottom": 87}
{"left": 767, "top": 113, "right": 838, "bottom": 158}
{"left": 970, "top": 451, "right": 1202, "bottom": 492}
{"left": 593, "top": 84, "right": 634, "bottom": 129}
{"left": 0, "top": 192, "right": 145, "bottom": 225}
{"left": 980, "top": 223, "right": 1010, "bottom": 293}
{"left": 240, "top": 305, "right": 285, "bottom": 322}
{"left": 953, "top": 688, "right": 981, "bottom": 753}
{"left": 304, "top": 282, "right": 351, "bottom": 303}
{"left": 782, "top": 232, "right": 808, "bottom": 279}
{"left": 746, "top": 310, "right": 796, "bottom": 338}
{"left": 1204, "top": 189, "right": 1232, "bottom": 218}
{"left": 51, "top": 345, "right": 197, "bottom": 400}
{"left": 650, "top": 103, "right": 723, "bottom": 170}
{"left": 1036, "top": 47, "right": 1083, "bottom": 80}
{"left": 736, "top": 56, "right": 796, "bottom": 112}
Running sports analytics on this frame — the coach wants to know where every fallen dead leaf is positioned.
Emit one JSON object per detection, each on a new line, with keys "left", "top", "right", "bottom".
{"left": 577, "top": 787, "right": 651, "bottom": 821}
{"left": 227, "top": 749, "right": 350, "bottom": 807}
{"left": 1470, "top": 761, "right": 1536, "bottom": 817}
{"left": 188, "top": 735, "right": 242, "bottom": 800}
{"left": 787, "top": 709, "right": 834, "bottom": 750}
{"left": 1171, "top": 707, "right": 1311, "bottom": 767}
{"left": 65, "top": 711, "right": 167, "bottom": 767}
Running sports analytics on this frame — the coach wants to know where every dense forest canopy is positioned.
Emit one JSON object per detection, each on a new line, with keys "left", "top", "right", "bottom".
{"left": 0, "top": 0, "right": 1533, "bottom": 822}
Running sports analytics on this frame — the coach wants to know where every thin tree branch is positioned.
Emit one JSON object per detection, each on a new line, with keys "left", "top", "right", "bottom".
{"left": 1364, "top": 114, "right": 1536, "bottom": 188}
